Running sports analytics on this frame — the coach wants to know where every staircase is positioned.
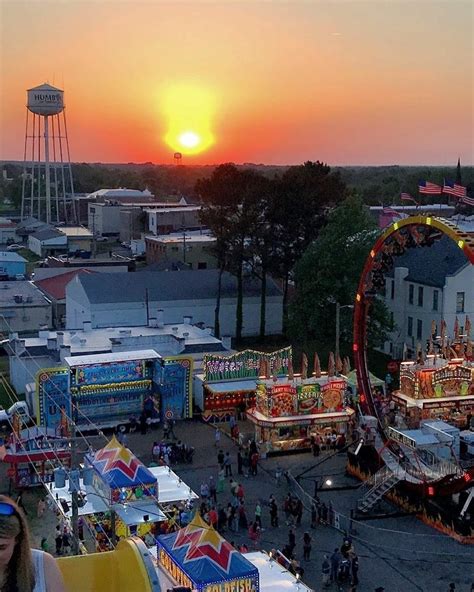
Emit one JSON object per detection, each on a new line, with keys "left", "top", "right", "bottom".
{"left": 357, "top": 465, "right": 402, "bottom": 513}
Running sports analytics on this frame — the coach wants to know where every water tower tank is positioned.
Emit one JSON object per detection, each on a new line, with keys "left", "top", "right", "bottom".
{"left": 27, "top": 83, "right": 64, "bottom": 116}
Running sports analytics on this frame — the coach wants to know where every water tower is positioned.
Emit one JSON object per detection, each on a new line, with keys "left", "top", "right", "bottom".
{"left": 21, "top": 83, "right": 76, "bottom": 224}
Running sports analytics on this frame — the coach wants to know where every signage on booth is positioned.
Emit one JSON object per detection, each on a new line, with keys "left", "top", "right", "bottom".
{"left": 204, "top": 580, "right": 256, "bottom": 592}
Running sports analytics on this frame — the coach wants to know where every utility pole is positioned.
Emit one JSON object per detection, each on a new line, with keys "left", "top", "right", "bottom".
{"left": 70, "top": 421, "right": 80, "bottom": 555}
{"left": 335, "top": 302, "right": 341, "bottom": 363}
{"left": 182, "top": 231, "right": 186, "bottom": 265}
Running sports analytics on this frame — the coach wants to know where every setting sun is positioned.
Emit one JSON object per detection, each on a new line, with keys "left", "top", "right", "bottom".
{"left": 161, "top": 84, "right": 215, "bottom": 156}
{"left": 178, "top": 131, "right": 201, "bottom": 149}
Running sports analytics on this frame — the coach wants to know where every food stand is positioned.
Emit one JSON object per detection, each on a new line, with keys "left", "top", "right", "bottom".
{"left": 392, "top": 358, "right": 474, "bottom": 428}
{"left": 1, "top": 425, "right": 71, "bottom": 488}
{"left": 156, "top": 514, "right": 260, "bottom": 592}
{"left": 197, "top": 347, "right": 292, "bottom": 423}
{"left": 246, "top": 377, "right": 355, "bottom": 453}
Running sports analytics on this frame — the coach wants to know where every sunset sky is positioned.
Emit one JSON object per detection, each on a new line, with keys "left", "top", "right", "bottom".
{"left": 1, "top": 1, "right": 472, "bottom": 165}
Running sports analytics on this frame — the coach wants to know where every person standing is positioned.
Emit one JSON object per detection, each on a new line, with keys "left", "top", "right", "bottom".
{"left": 330, "top": 548, "right": 342, "bottom": 583}
{"left": 224, "top": 452, "right": 233, "bottom": 477}
{"left": 217, "top": 449, "right": 225, "bottom": 468}
{"left": 254, "top": 502, "right": 262, "bottom": 528}
{"left": 237, "top": 448, "right": 244, "bottom": 475}
{"left": 209, "top": 476, "right": 217, "bottom": 503}
{"left": 351, "top": 553, "right": 359, "bottom": 586}
{"left": 269, "top": 497, "right": 279, "bottom": 527}
{"left": 311, "top": 501, "right": 318, "bottom": 528}
{"left": 54, "top": 526, "right": 63, "bottom": 556}
{"left": 37, "top": 497, "right": 46, "bottom": 518}
{"left": 321, "top": 554, "right": 331, "bottom": 588}
{"left": 214, "top": 427, "right": 221, "bottom": 447}
{"left": 16, "top": 493, "right": 27, "bottom": 516}
{"left": 288, "top": 527, "right": 296, "bottom": 554}
{"left": 0, "top": 495, "right": 66, "bottom": 592}
{"left": 302, "top": 531, "right": 312, "bottom": 560}
{"left": 295, "top": 498, "right": 303, "bottom": 526}
{"left": 217, "top": 467, "right": 226, "bottom": 494}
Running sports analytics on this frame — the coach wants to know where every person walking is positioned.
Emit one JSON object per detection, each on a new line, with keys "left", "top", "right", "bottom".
{"left": 200, "top": 481, "right": 209, "bottom": 501}
{"left": 217, "top": 449, "right": 225, "bottom": 468}
{"left": 351, "top": 553, "right": 359, "bottom": 586}
{"left": 302, "top": 531, "right": 312, "bottom": 560}
{"left": 217, "top": 467, "right": 226, "bottom": 494}
{"left": 224, "top": 452, "right": 233, "bottom": 477}
{"left": 214, "top": 427, "right": 221, "bottom": 447}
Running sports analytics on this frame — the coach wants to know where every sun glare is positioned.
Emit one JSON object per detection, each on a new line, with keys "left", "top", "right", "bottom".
{"left": 161, "top": 84, "right": 215, "bottom": 155}
{"left": 178, "top": 131, "right": 201, "bottom": 149}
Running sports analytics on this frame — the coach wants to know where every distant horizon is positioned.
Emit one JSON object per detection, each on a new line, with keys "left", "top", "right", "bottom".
{"left": 2, "top": 159, "right": 473, "bottom": 169}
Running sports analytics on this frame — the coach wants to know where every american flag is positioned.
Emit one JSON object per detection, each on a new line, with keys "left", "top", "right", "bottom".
{"left": 418, "top": 181, "right": 442, "bottom": 194}
{"left": 453, "top": 183, "right": 467, "bottom": 198}
{"left": 400, "top": 192, "right": 418, "bottom": 205}
{"left": 442, "top": 179, "right": 457, "bottom": 196}
{"left": 460, "top": 194, "right": 474, "bottom": 206}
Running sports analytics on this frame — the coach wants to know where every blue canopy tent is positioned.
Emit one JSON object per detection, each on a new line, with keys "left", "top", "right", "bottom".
{"left": 157, "top": 514, "right": 259, "bottom": 592}
{"left": 85, "top": 436, "right": 157, "bottom": 503}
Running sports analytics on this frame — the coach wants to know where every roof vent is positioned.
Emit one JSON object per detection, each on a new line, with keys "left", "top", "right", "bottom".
{"left": 26, "top": 296, "right": 33, "bottom": 303}
{"left": 172, "top": 327, "right": 178, "bottom": 332}
{"left": 2, "top": 284, "right": 10, "bottom": 290}
{"left": 183, "top": 332, "right": 189, "bottom": 338}
{"left": 80, "top": 338, "right": 87, "bottom": 345}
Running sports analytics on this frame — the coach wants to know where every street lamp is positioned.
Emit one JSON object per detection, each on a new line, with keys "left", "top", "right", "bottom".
{"left": 335, "top": 302, "right": 354, "bottom": 363}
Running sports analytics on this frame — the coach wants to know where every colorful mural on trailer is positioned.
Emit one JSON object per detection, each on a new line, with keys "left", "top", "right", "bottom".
{"left": 203, "top": 347, "right": 292, "bottom": 382}
{"left": 157, "top": 514, "right": 259, "bottom": 592}
{"left": 160, "top": 357, "right": 193, "bottom": 420}
{"left": 71, "top": 360, "right": 146, "bottom": 386}
{"left": 36, "top": 368, "right": 71, "bottom": 429}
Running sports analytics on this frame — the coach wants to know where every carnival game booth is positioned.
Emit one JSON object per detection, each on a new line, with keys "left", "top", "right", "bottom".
{"left": 195, "top": 347, "right": 292, "bottom": 423}
{"left": 156, "top": 514, "right": 259, "bottom": 592}
{"left": 1, "top": 425, "right": 71, "bottom": 488}
{"left": 392, "top": 358, "right": 474, "bottom": 429}
{"left": 247, "top": 376, "right": 355, "bottom": 454}
{"left": 83, "top": 437, "right": 166, "bottom": 544}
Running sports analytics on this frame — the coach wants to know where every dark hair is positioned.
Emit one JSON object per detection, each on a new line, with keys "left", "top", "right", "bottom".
{"left": 0, "top": 495, "right": 35, "bottom": 592}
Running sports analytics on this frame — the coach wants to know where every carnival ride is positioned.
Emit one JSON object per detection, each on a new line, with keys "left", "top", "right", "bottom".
{"left": 353, "top": 215, "right": 474, "bottom": 507}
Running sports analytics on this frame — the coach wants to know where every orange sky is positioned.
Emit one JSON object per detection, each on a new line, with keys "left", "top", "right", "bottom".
{"left": 1, "top": 1, "right": 472, "bottom": 165}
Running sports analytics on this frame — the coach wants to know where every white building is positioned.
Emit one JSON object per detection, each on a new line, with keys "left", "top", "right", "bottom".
{"left": 382, "top": 235, "right": 473, "bottom": 357}
{"left": 28, "top": 229, "right": 67, "bottom": 256}
{"left": 7, "top": 321, "right": 231, "bottom": 394}
{"left": 146, "top": 206, "right": 201, "bottom": 235}
{"left": 65, "top": 269, "right": 283, "bottom": 338}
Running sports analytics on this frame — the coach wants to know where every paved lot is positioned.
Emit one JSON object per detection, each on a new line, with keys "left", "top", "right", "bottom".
{"left": 3, "top": 419, "right": 473, "bottom": 592}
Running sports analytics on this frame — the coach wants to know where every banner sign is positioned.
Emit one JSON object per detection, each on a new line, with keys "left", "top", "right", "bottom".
{"left": 388, "top": 427, "right": 417, "bottom": 449}
{"left": 160, "top": 357, "right": 193, "bottom": 420}
{"left": 71, "top": 360, "right": 146, "bottom": 386}
{"left": 433, "top": 365, "right": 472, "bottom": 384}
{"left": 203, "top": 347, "right": 292, "bottom": 382}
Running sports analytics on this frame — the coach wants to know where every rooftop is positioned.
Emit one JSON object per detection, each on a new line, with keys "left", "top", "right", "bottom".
{"left": 0, "top": 281, "right": 50, "bottom": 307}
{"left": 144, "top": 206, "right": 201, "bottom": 213}
{"left": 30, "top": 229, "right": 65, "bottom": 241}
{"left": 0, "top": 251, "right": 27, "bottom": 263}
{"left": 145, "top": 232, "right": 215, "bottom": 244}
{"left": 57, "top": 226, "right": 93, "bottom": 238}
{"left": 74, "top": 269, "right": 282, "bottom": 304}
{"left": 65, "top": 349, "right": 161, "bottom": 367}
{"left": 87, "top": 188, "right": 154, "bottom": 199}
{"left": 388, "top": 235, "right": 469, "bottom": 287}
{"left": 11, "top": 323, "right": 228, "bottom": 357}
{"left": 34, "top": 269, "right": 96, "bottom": 301}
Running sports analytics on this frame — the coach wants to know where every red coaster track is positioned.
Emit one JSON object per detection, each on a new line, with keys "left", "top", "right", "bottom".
{"left": 353, "top": 215, "right": 474, "bottom": 492}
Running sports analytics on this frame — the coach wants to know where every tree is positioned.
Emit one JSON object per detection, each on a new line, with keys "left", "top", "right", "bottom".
{"left": 289, "top": 194, "right": 393, "bottom": 348}
{"left": 270, "top": 161, "right": 348, "bottom": 329}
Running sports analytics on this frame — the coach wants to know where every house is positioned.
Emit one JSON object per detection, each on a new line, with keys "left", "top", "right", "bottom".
{"left": 66, "top": 269, "right": 284, "bottom": 337}
{"left": 0, "top": 218, "right": 19, "bottom": 244}
{"left": 0, "top": 281, "right": 52, "bottom": 334}
{"left": 7, "top": 321, "right": 231, "bottom": 394}
{"left": 382, "top": 235, "right": 473, "bottom": 357}
{"left": 0, "top": 252, "right": 27, "bottom": 279}
{"left": 145, "top": 231, "right": 217, "bottom": 269}
{"left": 34, "top": 269, "right": 96, "bottom": 328}
{"left": 28, "top": 229, "right": 67, "bottom": 257}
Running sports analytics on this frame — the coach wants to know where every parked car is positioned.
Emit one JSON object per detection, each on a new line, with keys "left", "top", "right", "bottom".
{"left": 6, "top": 244, "right": 22, "bottom": 251}
{"left": 95, "top": 236, "right": 108, "bottom": 242}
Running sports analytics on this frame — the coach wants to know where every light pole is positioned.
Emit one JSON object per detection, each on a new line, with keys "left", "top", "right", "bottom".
{"left": 335, "top": 303, "right": 354, "bottom": 363}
